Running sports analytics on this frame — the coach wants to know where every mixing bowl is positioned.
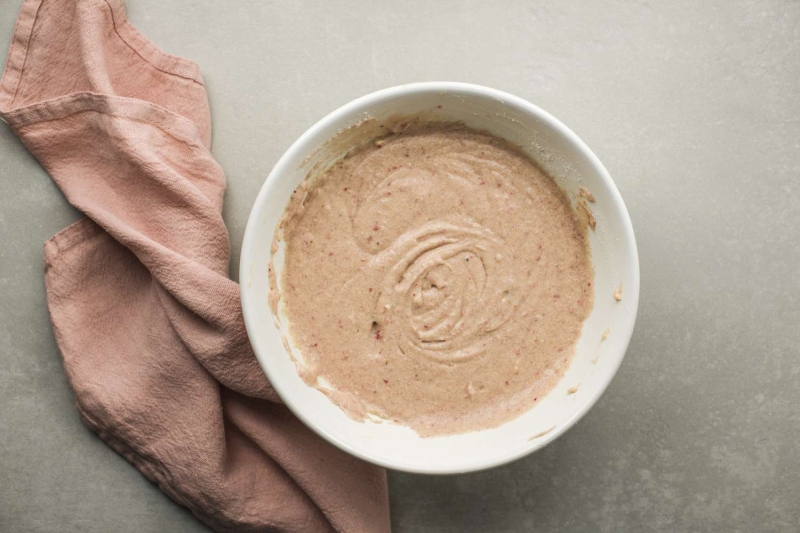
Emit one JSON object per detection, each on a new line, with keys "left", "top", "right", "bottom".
{"left": 240, "top": 82, "right": 639, "bottom": 474}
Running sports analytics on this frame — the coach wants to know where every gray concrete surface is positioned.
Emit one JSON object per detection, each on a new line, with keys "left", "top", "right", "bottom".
{"left": 2, "top": 0, "right": 799, "bottom": 531}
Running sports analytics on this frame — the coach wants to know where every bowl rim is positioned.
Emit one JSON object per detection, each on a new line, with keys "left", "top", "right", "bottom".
{"left": 240, "top": 81, "right": 640, "bottom": 474}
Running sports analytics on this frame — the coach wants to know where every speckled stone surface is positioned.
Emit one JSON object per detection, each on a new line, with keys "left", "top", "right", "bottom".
{"left": 1, "top": 1, "right": 799, "bottom": 531}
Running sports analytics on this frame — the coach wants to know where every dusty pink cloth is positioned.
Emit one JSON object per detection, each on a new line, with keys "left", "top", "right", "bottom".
{"left": 0, "top": 1, "right": 390, "bottom": 531}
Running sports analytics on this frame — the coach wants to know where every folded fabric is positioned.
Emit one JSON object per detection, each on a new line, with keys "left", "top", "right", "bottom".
{"left": 0, "top": 1, "right": 390, "bottom": 531}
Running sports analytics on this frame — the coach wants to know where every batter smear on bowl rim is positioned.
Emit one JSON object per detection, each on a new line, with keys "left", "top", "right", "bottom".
{"left": 274, "top": 123, "right": 594, "bottom": 437}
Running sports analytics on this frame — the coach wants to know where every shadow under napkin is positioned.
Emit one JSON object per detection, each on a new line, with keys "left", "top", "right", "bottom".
{"left": 0, "top": 1, "right": 390, "bottom": 532}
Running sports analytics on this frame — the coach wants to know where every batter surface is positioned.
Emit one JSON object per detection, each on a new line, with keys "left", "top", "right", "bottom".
{"left": 277, "top": 123, "right": 593, "bottom": 436}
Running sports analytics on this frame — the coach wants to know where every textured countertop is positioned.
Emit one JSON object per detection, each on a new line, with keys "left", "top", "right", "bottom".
{"left": 2, "top": 1, "right": 799, "bottom": 531}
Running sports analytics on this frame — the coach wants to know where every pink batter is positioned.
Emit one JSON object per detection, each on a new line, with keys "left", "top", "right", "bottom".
{"left": 276, "top": 123, "right": 593, "bottom": 436}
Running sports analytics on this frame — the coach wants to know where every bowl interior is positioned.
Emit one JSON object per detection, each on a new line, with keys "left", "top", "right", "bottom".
{"left": 240, "top": 83, "right": 639, "bottom": 474}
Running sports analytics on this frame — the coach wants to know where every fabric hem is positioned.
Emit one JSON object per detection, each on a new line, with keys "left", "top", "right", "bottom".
{"left": 2, "top": 91, "right": 206, "bottom": 149}
{"left": 102, "top": 0, "right": 204, "bottom": 85}
{"left": 0, "top": 0, "right": 43, "bottom": 112}
{"left": 0, "top": 0, "right": 204, "bottom": 118}
{"left": 43, "top": 218, "right": 101, "bottom": 270}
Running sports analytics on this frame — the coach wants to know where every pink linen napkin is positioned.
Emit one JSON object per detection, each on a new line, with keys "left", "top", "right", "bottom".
{"left": 0, "top": 1, "right": 390, "bottom": 531}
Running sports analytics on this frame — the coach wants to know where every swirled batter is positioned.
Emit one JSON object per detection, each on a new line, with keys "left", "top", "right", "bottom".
{"left": 277, "top": 123, "right": 593, "bottom": 436}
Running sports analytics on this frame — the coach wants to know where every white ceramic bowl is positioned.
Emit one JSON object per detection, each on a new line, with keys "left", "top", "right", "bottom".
{"left": 240, "top": 82, "right": 639, "bottom": 474}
